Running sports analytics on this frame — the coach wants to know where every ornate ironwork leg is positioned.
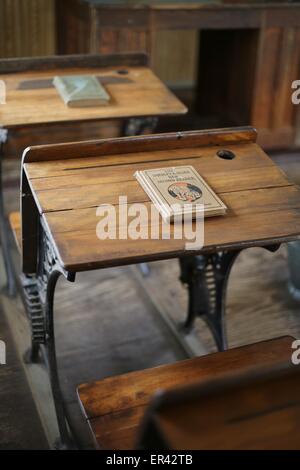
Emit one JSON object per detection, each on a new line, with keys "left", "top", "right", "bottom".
{"left": 0, "top": 127, "right": 16, "bottom": 296}
{"left": 22, "top": 222, "right": 75, "bottom": 448}
{"left": 179, "top": 245, "right": 281, "bottom": 352}
{"left": 45, "top": 268, "right": 72, "bottom": 449}
{"left": 179, "top": 251, "right": 241, "bottom": 351}
{"left": 22, "top": 274, "right": 45, "bottom": 363}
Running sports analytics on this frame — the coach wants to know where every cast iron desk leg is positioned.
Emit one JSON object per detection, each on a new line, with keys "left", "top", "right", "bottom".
{"left": 22, "top": 224, "right": 76, "bottom": 449}
{"left": 179, "top": 245, "right": 281, "bottom": 352}
{"left": 0, "top": 128, "right": 16, "bottom": 296}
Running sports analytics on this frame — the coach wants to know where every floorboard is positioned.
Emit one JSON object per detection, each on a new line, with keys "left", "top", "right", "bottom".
{"left": 0, "top": 301, "right": 48, "bottom": 449}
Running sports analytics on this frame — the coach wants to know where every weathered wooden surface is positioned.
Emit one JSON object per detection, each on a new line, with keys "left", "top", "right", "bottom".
{"left": 77, "top": 337, "right": 294, "bottom": 450}
{"left": 5, "top": 151, "right": 300, "bottom": 448}
{"left": 139, "top": 362, "right": 300, "bottom": 450}
{"left": 0, "top": 53, "right": 148, "bottom": 74}
{"left": 22, "top": 127, "right": 300, "bottom": 273}
{"left": 0, "top": 60, "right": 186, "bottom": 127}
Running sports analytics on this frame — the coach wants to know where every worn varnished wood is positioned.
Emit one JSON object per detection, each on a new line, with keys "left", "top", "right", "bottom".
{"left": 1, "top": 53, "right": 186, "bottom": 272}
{"left": 21, "top": 127, "right": 300, "bottom": 273}
{"left": 20, "top": 126, "right": 256, "bottom": 272}
{"left": 77, "top": 336, "right": 294, "bottom": 450}
{"left": 139, "top": 360, "right": 300, "bottom": 450}
{"left": 0, "top": 53, "right": 148, "bottom": 74}
{"left": 21, "top": 126, "right": 256, "bottom": 162}
{"left": 0, "top": 57, "right": 186, "bottom": 128}
{"left": 62, "top": 3, "right": 300, "bottom": 33}
{"left": 1, "top": 53, "right": 181, "bottom": 156}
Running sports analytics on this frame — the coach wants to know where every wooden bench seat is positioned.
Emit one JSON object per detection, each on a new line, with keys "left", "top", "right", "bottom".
{"left": 9, "top": 211, "right": 21, "bottom": 253}
{"left": 77, "top": 336, "right": 294, "bottom": 450}
{"left": 138, "top": 355, "right": 300, "bottom": 450}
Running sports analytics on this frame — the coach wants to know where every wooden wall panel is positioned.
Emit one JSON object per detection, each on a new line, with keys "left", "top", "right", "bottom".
{"left": 272, "top": 27, "right": 300, "bottom": 130}
{"left": 251, "top": 27, "right": 282, "bottom": 130}
{"left": 151, "top": 30, "right": 199, "bottom": 87}
{"left": 0, "top": 0, "right": 56, "bottom": 58}
{"left": 252, "top": 26, "right": 300, "bottom": 148}
{"left": 56, "top": 0, "right": 91, "bottom": 54}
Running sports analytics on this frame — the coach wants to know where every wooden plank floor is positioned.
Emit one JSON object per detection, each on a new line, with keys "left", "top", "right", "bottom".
{"left": 1, "top": 151, "right": 300, "bottom": 449}
{"left": 0, "top": 300, "right": 48, "bottom": 449}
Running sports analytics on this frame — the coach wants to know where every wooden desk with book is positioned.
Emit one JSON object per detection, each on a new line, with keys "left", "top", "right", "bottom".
{"left": 0, "top": 52, "right": 186, "bottom": 295}
{"left": 9, "top": 126, "right": 300, "bottom": 446}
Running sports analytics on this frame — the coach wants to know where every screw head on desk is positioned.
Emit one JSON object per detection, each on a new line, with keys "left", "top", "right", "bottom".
{"left": 217, "top": 149, "right": 235, "bottom": 160}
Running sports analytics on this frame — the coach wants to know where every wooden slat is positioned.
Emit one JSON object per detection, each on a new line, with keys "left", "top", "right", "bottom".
{"left": 272, "top": 27, "right": 300, "bottom": 130}
{"left": 23, "top": 141, "right": 268, "bottom": 180}
{"left": 252, "top": 27, "right": 282, "bottom": 129}
{"left": 77, "top": 336, "right": 294, "bottom": 450}
{"left": 42, "top": 186, "right": 300, "bottom": 235}
{"left": 141, "top": 364, "right": 300, "bottom": 450}
{"left": 94, "top": 4, "right": 300, "bottom": 30}
{"left": 0, "top": 53, "right": 148, "bottom": 74}
{"left": 0, "top": 65, "right": 186, "bottom": 127}
{"left": 22, "top": 127, "right": 256, "bottom": 163}
{"left": 44, "top": 208, "right": 300, "bottom": 272}
{"left": 24, "top": 142, "right": 272, "bottom": 184}
{"left": 31, "top": 165, "right": 292, "bottom": 213}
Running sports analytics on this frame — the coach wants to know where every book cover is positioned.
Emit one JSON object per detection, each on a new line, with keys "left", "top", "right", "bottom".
{"left": 53, "top": 75, "right": 110, "bottom": 107}
{"left": 135, "top": 165, "right": 227, "bottom": 222}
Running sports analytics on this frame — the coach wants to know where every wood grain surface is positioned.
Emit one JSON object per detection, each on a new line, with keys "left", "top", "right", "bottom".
{"left": 77, "top": 336, "right": 294, "bottom": 450}
{"left": 0, "top": 63, "right": 186, "bottom": 127}
{"left": 139, "top": 361, "right": 300, "bottom": 450}
{"left": 21, "top": 127, "right": 300, "bottom": 273}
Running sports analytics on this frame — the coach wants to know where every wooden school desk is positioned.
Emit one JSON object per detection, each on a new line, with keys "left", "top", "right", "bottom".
{"left": 0, "top": 52, "right": 186, "bottom": 294}
{"left": 10, "top": 126, "right": 300, "bottom": 446}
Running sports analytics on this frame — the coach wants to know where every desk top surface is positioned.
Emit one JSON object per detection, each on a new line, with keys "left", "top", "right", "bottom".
{"left": 0, "top": 65, "right": 186, "bottom": 128}
{"left": 23, "top": 127, "right": 300, "bottom": 273}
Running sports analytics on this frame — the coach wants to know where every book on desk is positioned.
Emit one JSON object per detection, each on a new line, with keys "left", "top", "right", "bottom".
{"left": 135, "top": 165, "right": 227, "bottom": 223}
{"left": 53, "top": 75, "right": 110, "bottom": 107}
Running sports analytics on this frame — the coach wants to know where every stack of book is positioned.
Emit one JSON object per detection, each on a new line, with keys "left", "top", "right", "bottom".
{"left": 134, "top": 165, "right": 227, "bottom": 223}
